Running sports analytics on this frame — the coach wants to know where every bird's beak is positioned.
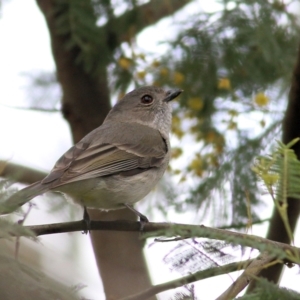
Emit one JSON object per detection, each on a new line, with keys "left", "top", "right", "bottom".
{"left": 163, "top": 89, "right": 183, "bottom": 102}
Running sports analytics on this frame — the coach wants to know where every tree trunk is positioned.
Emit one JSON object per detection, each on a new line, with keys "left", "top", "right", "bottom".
{"left": 1, "top": 0, "right": 191, "bottom": 297}
{"left": 36, "top": 0, "right": 153, "bottom": 298}
{"left": 247, "top": 44, "right": 300, "bottom": 290}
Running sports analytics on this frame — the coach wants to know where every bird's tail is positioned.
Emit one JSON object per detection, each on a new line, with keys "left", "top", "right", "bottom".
{"left": 0, "top": 181, "right": 48, "bottom": 214}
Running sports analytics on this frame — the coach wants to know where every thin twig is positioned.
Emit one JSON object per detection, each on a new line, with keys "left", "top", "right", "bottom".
{"left": 216, "top": 252, "right": 277, "bottom": 300}
{"left": 218, "top": 218, "right": 270, "bottom": 230}
{"left": 155, "top": 236, "right": 188, "bottom": 242}
{"left": 118, "top": 259, "right": 254, "bottom": 300}
{"left": 0, "top": 161, "right": 47, "bottom": 184}
{"left": 0, "top": 103, "right": 60, "bottom": 112}
{"left": 15, "top": 203, "right": 34, "bottom": 259}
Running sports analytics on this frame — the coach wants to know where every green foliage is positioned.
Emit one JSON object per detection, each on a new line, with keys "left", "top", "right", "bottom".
{"left": 169, "top": 1, "right": 298, "bottom": 224}
{"left": 253, "top": 138, "right": 300, "bottom": 201}
{"left": 54, "top": 0, "right": 110, "bottom": 75}
{"left": 156, "top": 0, "right": 298, "bottom": 98}
{"left": 171, "top": 285, "right": 197, "bottom": 300}
{"left": 0, "top": 180, "right": 81, "bottom": 299}
{"left": 189, "top": 136, "right": 264, "bottom": 222}
{"left": 238, "top": 278, "right": 300, "bottom": 300}
{"left": 148, "top": 225, "right": 298, "bottom": 263}
{"left": 11, "top": 0, "right": 300, "bottom": 297}
{"left": 0, "top": 218, "right": 36, "bottom": 239}
{"left": 253, "top": 138, "right": 300, "bottom": 241}
{"left": 155, "top": 140, "right": 300, "bottom": 295}
{"left": 163, "top": 239, "right": 236, "bottom": 275}
{"left": 106, "top": 0, "right": 299, "bottom": 225}
{"left": 0, "top": 252, "right": 80, "bottom": 300}
{"left": 0, "top": 180, "right": 35, "bottom": 238}
{"left": 24, "top": 0, "right": 300, "bottom": 226}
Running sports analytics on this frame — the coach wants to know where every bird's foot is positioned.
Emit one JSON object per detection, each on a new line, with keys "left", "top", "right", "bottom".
{"left": 124, "top": 203, "right": 149, "bottom": 231}
{"left": 82, "top": 206, "right": 91, "bottom": 234}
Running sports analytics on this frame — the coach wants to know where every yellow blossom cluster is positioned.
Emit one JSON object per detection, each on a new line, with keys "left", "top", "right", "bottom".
{"left": 218, "top": 78, "right": 231, "bottom": 90}
{"left": 190, "top": 154, "right": 203, "bottom": 177}
{"left": 172, "top": 147, "right": 183, "bottom": 159}
{"left": 151, "top": 60, "right": 160, "bottom": 68}
{"left": 172, "top": 115, "right": 184, "bottom": 138}
{"left": 227, "top": 120, "right": 237, "bottom": 130}
{"left": 254, "top": 92, "right": 269, "bottom": 106}
{"left": 136, "top": 71, "right": 146, "bottom": 80}
{"left": 188, "top": 97, "right": 203, "bottom": 111}
{"left": 173, "top": 71, "right": 184, "bottom": 84}
{"left": 160, "top": 68, "right": 168, "bottom": 77}
{"left": 118, "top": 57, "right": 132, "bottom": 69}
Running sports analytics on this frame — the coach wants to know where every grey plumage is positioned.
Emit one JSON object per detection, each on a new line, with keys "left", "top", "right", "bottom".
{"left": 1, "top": 86, "right": 182, "bottom": 215}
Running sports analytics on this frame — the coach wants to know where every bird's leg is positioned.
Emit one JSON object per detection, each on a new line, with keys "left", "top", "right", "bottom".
{"left": 123, "top": 203, "right": 149, "bottom": 230}
{"left": 82, "top": 206, "right": 91, "bottom": 234}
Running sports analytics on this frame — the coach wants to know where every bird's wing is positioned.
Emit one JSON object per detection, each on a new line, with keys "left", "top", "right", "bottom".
{"left": 41, "top": 122, "right": 168, "bottom": 187}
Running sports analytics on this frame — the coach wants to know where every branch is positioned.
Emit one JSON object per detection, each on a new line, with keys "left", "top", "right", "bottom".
{"left": 103, "top": 0, "right": 191, "bottom": 50}
{"left": 15, "top": 220, "right": 300, "bottom": 259}
{"left": 216, "top": 253, "right": 277, "bottom": 300}
{"left": 119, "top": 259, "right": 253, "bottom": 300}
{"left": 36, "top": 0, "right": 111, "bottom": 142}
{"left": 0, "top": 103, "right": 60, "bottom": 112}
{"left": 0, "top": 161, "right": 46, "bottom": 184}
{"left": 8, "top": 219, "right": 299, "bottom": 299}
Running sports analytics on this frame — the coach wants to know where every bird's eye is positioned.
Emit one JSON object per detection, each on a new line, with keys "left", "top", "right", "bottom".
{"left": 141, "top": 94, "right": 153, "bottom": 104}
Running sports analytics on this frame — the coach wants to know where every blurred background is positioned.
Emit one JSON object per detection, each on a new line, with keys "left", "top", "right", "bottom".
{"left": 0, "top": 0, "right": 300, "bottom": 299}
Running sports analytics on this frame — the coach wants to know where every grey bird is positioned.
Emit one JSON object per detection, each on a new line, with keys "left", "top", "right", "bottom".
{"left": 1, "top": 86, "right": 182, "bottom": 222}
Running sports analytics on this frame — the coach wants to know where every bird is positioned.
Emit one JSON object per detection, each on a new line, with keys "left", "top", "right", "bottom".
{"left": 1, "top": 86, "right": 182, "bottom": 225}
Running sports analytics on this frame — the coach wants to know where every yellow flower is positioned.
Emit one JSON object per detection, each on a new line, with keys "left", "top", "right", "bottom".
{"left": 254, "top": 92, "right": 269, "bottom": 106}
{"left": 172, "top": 147, "right": 183, "bottom": 159}
{"left": 151, "top": 60, "right": 160, "bottom": 67}
{"left": 137, "top": 53, "right": 145, "bottom": 60}
{"left": 261, "top": 173, "right": 279, "bottom": 185}
{"left": 172, "top": 115, "right": 184, "bottom": 138}
{"left": 173, "top": 71, "right": 184, "bottom": 84}
{"left": 184, "top": 111, "right": 192, "bottom": 118}
{"left": 209, "top": 155, "right": 219, "bottom": 167}
{"left": 118, "top": 57, "right": 131, "bottom": 69}
{"left": 190, "top": 124, "right": 200, "bottom": 134}
{"left": 172, "top": 169, "right": 181, "bottom": 175}
{"left": 172, "top": 115, "right": 181, "bottom": 126}
{"left": 205, "top": 131, "right": 216, "bottom": 143}
{"left": 179, "top": 175, "right": 186, "bottom": 182}
{"left": 218, "top": 78, "right": 231, "bottom": 90}
{"left": 260, "top": 119, "right": 266, "bottom": 128}
{"left": 228, "top": 109, "right": 238, "bottom": 116}
{"left": 173, "top": 127, "right": 184, "bottom": 138}
{"left": 137, "top": 71, "right": 146, "bottom": 80}
{"left": 118, "top": 92, "right": 126, "bottom": 100}
{"left": 214, "top": 144, "right": 224, "bottom": 154}
{"left": 190, "top": 156, "right": 203, "bottom": 177}
{"left": 227, "top": 120, "right": 237, "bottom": 130}
{"left": 188, "top": 97, "right": 204, "bottom": 111}
{"left": 159, "top": 67, "right": 169, "bottom": 77}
